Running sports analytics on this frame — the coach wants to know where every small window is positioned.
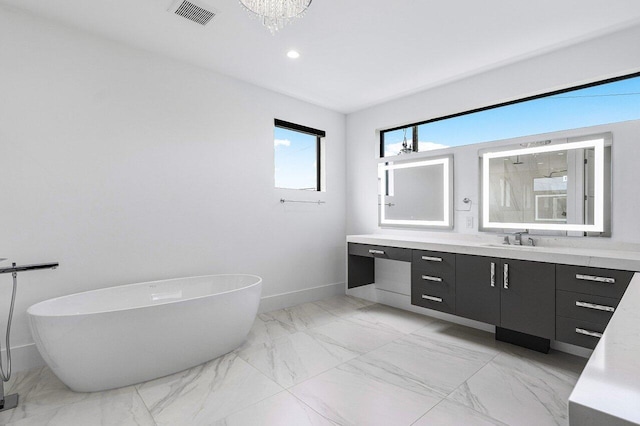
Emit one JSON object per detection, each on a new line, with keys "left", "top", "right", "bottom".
{"left": 274, "top": 119, "right": 326, "bottom": 191}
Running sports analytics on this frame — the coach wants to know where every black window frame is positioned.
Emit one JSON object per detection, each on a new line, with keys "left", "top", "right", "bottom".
{"left": 380, "top": 71, "right": 640, "bottom": 157}
{"left": 274, "top": 119, "right": 326, "bottom": 192}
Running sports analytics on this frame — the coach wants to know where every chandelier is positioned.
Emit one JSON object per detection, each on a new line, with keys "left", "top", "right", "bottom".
{"left": 239, "top": 0, "right": 313, "bottom": 33}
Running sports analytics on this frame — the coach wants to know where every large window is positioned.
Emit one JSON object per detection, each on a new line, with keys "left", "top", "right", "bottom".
{"left": 274, "top": 119, "right": 326, "bottom": 191}
{"left": 381, "top": 73, "right": 640, "bottom": 157}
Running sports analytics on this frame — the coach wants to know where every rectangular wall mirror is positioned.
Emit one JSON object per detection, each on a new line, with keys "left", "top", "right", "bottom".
{"left": 378, "top": 155, "right": 453, "bottom": 228}
{"left": 481, "top": 134, "right": 611, "bottom": 235}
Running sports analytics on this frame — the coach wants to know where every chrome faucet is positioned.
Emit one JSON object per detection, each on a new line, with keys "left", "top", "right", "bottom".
{"left": 513, "top": 231, "right": 527, "bottom": 246}
{"left": 502, "top": 231, "right": 536, "bottom": 246}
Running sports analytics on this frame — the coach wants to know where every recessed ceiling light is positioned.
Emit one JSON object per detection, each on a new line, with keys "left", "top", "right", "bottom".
{"left": 287, "top": 50, "right": 300, "bottom": 59}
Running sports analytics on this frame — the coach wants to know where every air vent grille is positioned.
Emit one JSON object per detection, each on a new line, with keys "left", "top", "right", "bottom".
{"left": 173, "top": 0, "right": 216, "bottom": 26}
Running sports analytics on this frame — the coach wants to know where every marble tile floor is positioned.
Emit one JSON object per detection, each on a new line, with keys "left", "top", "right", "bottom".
{"left": 0, "top": 295, "right": 587, "bottom": 426}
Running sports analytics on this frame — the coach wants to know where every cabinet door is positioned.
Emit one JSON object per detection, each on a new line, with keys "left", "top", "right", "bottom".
{"left": 500, "top": 259, "right": 555, "bottom": 339}
{"left": 456, "top": 255, "right": 500, "bottom": 325}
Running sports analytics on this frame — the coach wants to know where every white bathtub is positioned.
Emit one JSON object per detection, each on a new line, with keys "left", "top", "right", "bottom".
{"left": 27, "top": 274, "right": 262, "bottom": 392}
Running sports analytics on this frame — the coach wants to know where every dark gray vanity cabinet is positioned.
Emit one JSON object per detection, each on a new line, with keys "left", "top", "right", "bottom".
{"left": 555, "top": 264, "right": 634, "bottom": 349}
{"left": 455, "top": 255, "right": 501, "bottom": 325}
{"left": 348, "top": 240, "right": 636, "bottom": 352}
{"left": 456, "top": 255, "right": 556, "bottom": 340}
{"left": 500, "top": 259, "right": 555, "bottom": 339}
{"left": 411, "top": 250, "right": 456, "bottom": 314}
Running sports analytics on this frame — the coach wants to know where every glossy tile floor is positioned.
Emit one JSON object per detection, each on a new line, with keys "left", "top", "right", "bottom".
{"left": 0, "top": 295, "right": 587, "bottom": 426}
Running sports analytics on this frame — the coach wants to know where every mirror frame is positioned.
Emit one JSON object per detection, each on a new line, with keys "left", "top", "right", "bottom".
{"left": 481, "top": 138, "right": 606, "bottom": 232}
{"left": 378, "top": 155, "right": 454, "bottom": 229}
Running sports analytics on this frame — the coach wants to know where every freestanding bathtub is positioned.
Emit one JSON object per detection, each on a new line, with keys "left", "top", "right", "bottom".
{"left": 27, "top": 274, "right": 262, "bottom": 392}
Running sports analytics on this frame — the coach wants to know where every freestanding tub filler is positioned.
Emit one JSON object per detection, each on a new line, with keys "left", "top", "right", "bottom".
{"left": 27, "top": 274, "right": 262, "bottom": 392}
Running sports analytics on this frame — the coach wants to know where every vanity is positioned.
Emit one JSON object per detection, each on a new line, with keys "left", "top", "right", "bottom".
{"left": 346, "top": 234, "right": 640, "bottom": 425}
{"left": 365, "top": 121, "right": 640, "bottom": 423}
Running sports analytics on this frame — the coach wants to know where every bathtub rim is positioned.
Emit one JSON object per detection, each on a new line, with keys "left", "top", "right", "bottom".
{"left": 27, "top": 273, "right": 263, "bottom": 318}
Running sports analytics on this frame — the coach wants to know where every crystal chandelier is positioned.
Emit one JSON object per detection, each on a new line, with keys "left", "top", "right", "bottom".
{"left": 239, "top": 0, "right": 313, "bottom": 33}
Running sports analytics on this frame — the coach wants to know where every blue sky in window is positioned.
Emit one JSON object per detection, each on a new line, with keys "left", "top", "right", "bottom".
{"left": 384, "top": 76, "right": 640, "bottom": 156}
{"left": 274, "top": 127, "right": 317, "bottom": 190}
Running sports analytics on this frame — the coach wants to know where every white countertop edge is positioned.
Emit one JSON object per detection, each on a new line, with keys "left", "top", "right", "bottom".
{"left": 347, "top": 234, "right": 640, "bottom": 271}
{"left": 568, "top": 273, "right": 640, "bottom": 426}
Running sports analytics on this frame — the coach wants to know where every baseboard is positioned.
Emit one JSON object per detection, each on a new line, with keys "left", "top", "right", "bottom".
{"left": 551, "top": 340, "right": 593, "bottom": 358}
{"left": 258, "top": 282, "right": 345, "bottom": 314}
{"left": 1, "top": 343, "right": 45, "bottom": 374}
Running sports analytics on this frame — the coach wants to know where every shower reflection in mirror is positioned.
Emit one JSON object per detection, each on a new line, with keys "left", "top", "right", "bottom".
{"left": 481, "top": 134, "right": 611, "bottom": 235}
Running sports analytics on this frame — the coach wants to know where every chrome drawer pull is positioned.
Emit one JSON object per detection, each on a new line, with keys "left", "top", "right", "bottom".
{"left": 421, "top": 275, "right": 443, "bottom": 282}
{"left": 575, "top": 301, "right": 615, "bottom": 313}
{"left": 490, "top": 262, "right": 495, "bottom": 287}
{"left": 575, "top": 328, "right": 603, "bottom": 338}
{"left": 503, "top": 263, "right": 509, "bottom": 289}
{"left": 421, "top": 295, "right": 443, "bottom": 303}
{"left": 368, "top": 249, "right": 385, "bottom": 255}
{"left": 575, "top": 274, "right": 615, "bottom": 284}
{"left": 421, "top": 256, "right": 442, "bottom": 262}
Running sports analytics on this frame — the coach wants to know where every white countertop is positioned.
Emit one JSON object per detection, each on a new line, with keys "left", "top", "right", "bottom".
{"left": 568, "top": 273, "right": 640, "bottom": 426}
{"left": 347, "top": 234, "right": 640, "bottom": 271}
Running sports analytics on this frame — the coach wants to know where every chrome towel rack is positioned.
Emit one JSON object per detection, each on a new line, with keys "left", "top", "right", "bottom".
{"left": 280, "top": 199, "right": 325, "bottom": 205}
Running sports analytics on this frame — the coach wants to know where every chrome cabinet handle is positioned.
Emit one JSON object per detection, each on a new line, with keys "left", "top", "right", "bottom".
{"left": 421, "top": 295, "right": 443, "bottom": 303}
{"left": 490, "top": 262, "right": 496, "bottom": 287}
{"left": 575, "top": 328, "right": 603, "bottom": 338}
{"left": 575, "top": 301, "right": 615, "bottom": 313}
{"left": 421, "top": 275, "right": 442, "bottom": 282}
{"left": 368, "top": 249, "right": 385, "bottom": 255}
{"left": 421, "top": 256, "right": 442, "bottom": 262}
{"left": 503, "top": 263, "right": 509, "bottom": 289}
{"left": 575, "top": 274, "right": 615, "bottom": 284}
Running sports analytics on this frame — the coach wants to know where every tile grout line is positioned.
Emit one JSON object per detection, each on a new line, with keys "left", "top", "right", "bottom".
{"left": 218, "top": 298, "right": 374, "bottom": 424}
{"left": 401, "top": 334, "right": 510, "bottom": 426}
{"left": 134, "top": 386, "right": 159, "bottom": 426}
{"left": 403, "top": 329, "right": 509, "bottom": 426}
{"left": 238, "top": 299, "right": 381, "bottom": 392}
{"left": 433, "top": 346, "right": 515, "bottom": 426}
{"left": 284, "top": 388, "right": 343, "bottom": 426}
{"left": 203, "top": 358, "right": 289, "bottom": 423}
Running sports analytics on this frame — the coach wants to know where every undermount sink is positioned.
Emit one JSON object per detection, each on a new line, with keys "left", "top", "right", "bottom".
{"left": 481, "top": 243, "right": 540, "bottom": 249}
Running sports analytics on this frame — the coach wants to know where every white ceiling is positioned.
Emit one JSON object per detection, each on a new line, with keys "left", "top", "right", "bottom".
{"left": 3, "top": 0, "right": 640, "bottom": 113}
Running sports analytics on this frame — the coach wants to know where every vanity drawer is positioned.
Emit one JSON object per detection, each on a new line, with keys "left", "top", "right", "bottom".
{"left": 412, "top": 267, "right": 454, "bottom": 293}
{"left": 412, "top": 250, "right": 456, "bottom": 274}
{"left": 556, "top": 264, "right": 633, "bottom": 299}
{"left": 556, "top": 316, "right": 606, "bottom": 349}
{"left": 556, "top": 290, "right": 618, "bottom": 326}
{"left": 411, "top": 268, "right": 454, "bottom": 292}
{"left": 411, "top": 280, "right": 455, "bottom": 314}
{"left": 348, "top": 243, "right": 412, "bottom": 262}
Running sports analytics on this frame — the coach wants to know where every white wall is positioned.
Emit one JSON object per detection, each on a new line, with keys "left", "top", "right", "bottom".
{"left": 346, "top": 23, "right": 640, "bottom": 247}
{"left": 0, "top": 6, "right": 346, "bottom": 367}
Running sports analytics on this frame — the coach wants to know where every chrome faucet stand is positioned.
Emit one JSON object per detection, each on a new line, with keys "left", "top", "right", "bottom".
{"left": 0, "top": 261, "right": 58, "bottom": 412}
{"left": 0, "top": 380, "right": 18, "bottom": 412}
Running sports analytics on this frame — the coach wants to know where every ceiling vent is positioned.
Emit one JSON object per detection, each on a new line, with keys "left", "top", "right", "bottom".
{"left": 168, "top": 0, "right": 218, "bottom": 26}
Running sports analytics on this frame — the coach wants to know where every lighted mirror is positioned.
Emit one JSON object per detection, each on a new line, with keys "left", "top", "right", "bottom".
{"left": 378, "top": 156, "right": 453, "bottom": 228}
{"left": 481, "top": 135, "right": 611, "bottom": 234}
